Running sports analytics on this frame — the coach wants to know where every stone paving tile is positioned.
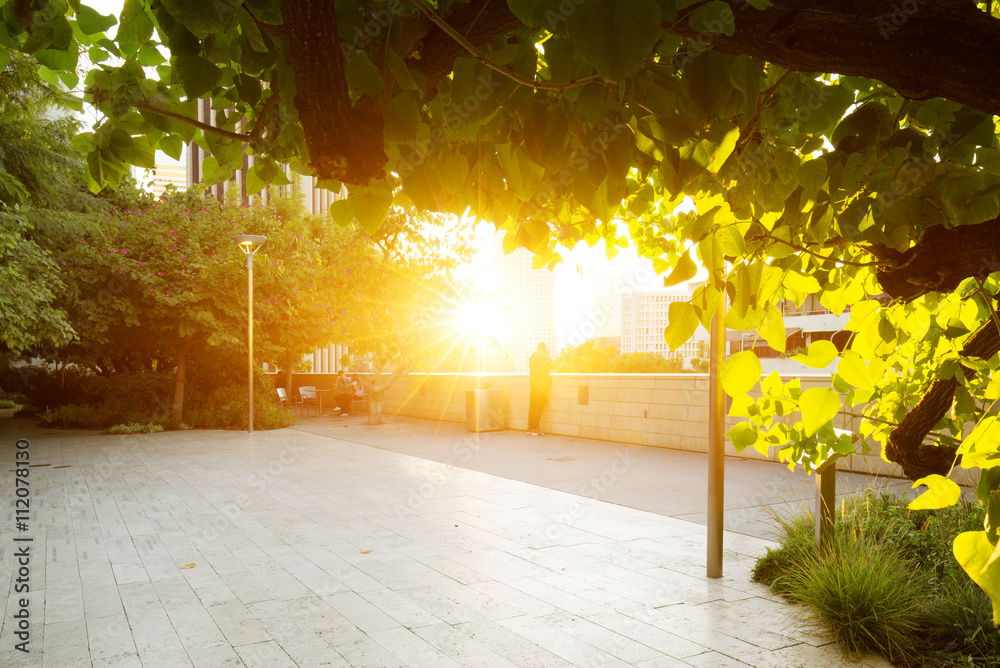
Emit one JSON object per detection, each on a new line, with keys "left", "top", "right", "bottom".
{"left": 0, "top": 420, "right": 895, "bottom": 667}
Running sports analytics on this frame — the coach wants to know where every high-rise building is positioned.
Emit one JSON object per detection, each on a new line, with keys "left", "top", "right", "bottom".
{"left": 494, "top": 243, "right": 555, "bottom": 373}
{"left": 621, "top": 287, "right": 709, "bottom": 360}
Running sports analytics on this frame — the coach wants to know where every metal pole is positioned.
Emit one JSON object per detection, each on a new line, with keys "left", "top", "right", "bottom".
{"left": 707, "top": 293, "right": 726, "bottom": 578}
{"left": 248, "top": 253, "right": 254, "bottom": 434}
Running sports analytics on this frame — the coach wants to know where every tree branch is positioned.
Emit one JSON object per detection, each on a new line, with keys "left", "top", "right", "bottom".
{"left": 872, "top": 216, "right": 1000, "bottom": 301}
{"left": 751, "top": 233, "right": 880, "bottom": 268}
{"left": 409, "top": 0, "right": 602, "bottom": 92}
{"left": 885, "top": 318, "right": 1000, "bottom": 480}
{"left": 667, "top": 0, "right": 1000, "bottom": 117}
{"left": 109, "top": 95, "right": 253, "bottom": 144}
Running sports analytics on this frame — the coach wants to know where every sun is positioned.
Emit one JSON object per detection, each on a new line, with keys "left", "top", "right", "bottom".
{"left": 456, "top": 297, "right": 503, "bottom": 339}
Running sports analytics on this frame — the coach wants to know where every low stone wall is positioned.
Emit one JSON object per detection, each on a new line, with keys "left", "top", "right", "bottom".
{"left": 292, "top": 372, "right": 900, "bottom": 477}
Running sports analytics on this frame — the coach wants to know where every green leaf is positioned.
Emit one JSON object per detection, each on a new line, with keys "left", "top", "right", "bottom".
{"left": 346, "top": 51, "right": 385, "bottom": 97}
{"left": 954, "top": 531, "right": 1000, "bottom": 626}
{"left": 160, "top": 0, "right": 239, "bottom": 39}
{"left": 76, "top": 6, "right": 117, "bottom": 35}
{"left": 117, "top": 0, "right": 155, "bottom": 44}
{"left": 665, "top": 301, "right": 699, "bottom": 350}
{"left": 727, "top": 422, "right": 758, "bottom": 452}
{"left": 200, "top": 155, "right": 231, "bottom": 185}
{"left": 688, "top": 1, "right": 734, "bottom": 37}
{"left": 721, "top": 350, "right": 761, "bottom": 398}
{"left": 663, "top": 249, "right": 697, "bottom": 287}
{"left": 350, "top": 189, "right": 393, "bottom": 232}
{"left": 837, "top": 349, "right": 873, "bottom": 390}
{"left": 385, "top": 93, "right": 420, "bottom": 143}
{"left": 793, "top": 340, "right": 838, "bottom": 368}
{"left": 908, "top": 474, "right": 961, "bottom": 510}
{"left": 174, "top": 55, "right": 222, "bottom": 98}
{"left": 567, "top": 0, "right": 661, "bottom": 82}
{"left": 758, "top": 306, "right": 785, "bottom": 353}
{"left": 328, "top": 199, "right": 353, "bottom": 227}
{"left": 799, "top": 387, "right": 840, "bottom": 437}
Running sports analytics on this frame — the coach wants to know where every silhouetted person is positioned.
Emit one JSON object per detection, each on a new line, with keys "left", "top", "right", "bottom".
{"left": 528, "top": 342, "right": 552, "bottom": 436}
{"left": 334, "top": 370, "right": 353, "bottom": 416}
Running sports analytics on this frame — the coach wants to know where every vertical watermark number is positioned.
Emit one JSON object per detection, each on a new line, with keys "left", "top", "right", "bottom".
{"left": 12, "top": 438, "right": 31, "bottom": 653}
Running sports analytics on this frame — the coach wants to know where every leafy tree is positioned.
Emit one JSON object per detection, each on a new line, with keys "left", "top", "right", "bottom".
{"left": 553, "top": 340, "right": 620, "bottom": 372}
{"left": 0, "top": 53, "right": 128, "bottom": 352}
{"left": 65, "top": 189, "right": 357, "bottom": 423}
{"left": 610, "top": 351, "right": 687, "bottom": 374}
{"left": 11, "top": 0, "right": 1000, "bottom": 613}
{"left": 553, "top": 340, "right": 689, "bottom": 372}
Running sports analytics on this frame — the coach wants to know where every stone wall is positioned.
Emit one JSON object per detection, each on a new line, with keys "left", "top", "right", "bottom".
{"left": 292, "top": 372, "right": 901, "bottom": 477}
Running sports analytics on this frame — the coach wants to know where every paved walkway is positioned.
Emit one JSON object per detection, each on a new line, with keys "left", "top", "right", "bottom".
{"left": 0, "top": 415, "right": 894, "bottom": 667}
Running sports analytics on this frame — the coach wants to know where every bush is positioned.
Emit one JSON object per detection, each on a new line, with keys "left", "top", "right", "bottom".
{"left": 0, "top": 399, "right": 15, "bottom": 409}
{"left": 184, "top": 364, "right": 294, "bottom": 430}
{"left": 38, "top": 402, "right": 165, "bottom": 430}
{"left": 786, "top": 536, "right": 926, "bottom": 663}
{"left": 106, "top": 422, "right": 165, "bottom": 435}
{"left": 753, "top": 489, "right": 997, "bottom": 666}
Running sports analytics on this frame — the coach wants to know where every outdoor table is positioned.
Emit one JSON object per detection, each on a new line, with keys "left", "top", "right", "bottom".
{"left": 314, "top": 389, "right": 332, "bottom": 416}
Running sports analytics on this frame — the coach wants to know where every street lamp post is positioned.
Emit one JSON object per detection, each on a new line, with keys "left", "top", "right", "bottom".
{"left": 233, "top": 235, "right": 267, "bottom": 433}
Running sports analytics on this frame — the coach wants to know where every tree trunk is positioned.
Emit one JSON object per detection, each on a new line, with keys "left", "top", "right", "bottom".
{"left": 171, "top": 338, "right": 194, "bottom": 426}
{"left": 281, "top": 349, "right": 295, "bottom": 393}
{"left": 368, "top": 391, "right": 384, "bottom": 425}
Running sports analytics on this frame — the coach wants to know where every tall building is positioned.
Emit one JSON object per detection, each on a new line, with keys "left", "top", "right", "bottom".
{"left": 495, "top": 243, "right": 555, "bottom": 373}
{"left": 621, "top": 288, "right": 709, "bottom": 360}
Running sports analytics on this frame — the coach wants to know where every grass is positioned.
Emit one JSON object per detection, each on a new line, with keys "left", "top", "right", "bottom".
{"left": 106, "top": 422, "right": 165, "bottom": 435}
{"left": 753, "top": 489, "right": 995, "bottom": 666}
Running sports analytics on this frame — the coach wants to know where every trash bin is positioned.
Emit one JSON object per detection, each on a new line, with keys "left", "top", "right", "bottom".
{"left": 466, "top": 389, "right": 505, "bottom": 432}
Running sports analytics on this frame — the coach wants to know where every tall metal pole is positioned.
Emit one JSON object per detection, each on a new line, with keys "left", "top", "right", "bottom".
{"left": 232, "top": 235, "right": 266, "bottom": 435}
{"left": 247, "top": 252, "right": 254, "bottom": 434}
{"left": 707, "top": 293, "right": 726, "bottom": 578}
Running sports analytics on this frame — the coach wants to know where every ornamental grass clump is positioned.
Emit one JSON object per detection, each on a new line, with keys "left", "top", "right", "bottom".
{"left": 754, "top": 489, "right": 995, "bottom": 666}
{"left": 785, "top": 535, "right": 925, "bottom": 663}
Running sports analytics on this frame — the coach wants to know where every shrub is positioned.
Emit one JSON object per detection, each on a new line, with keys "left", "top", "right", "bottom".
{"left": 184, "top": 365, "right": 294, "bottom": 430}
{"left": 0, "top": 399, "right": 15, "bottom": 409}
{"left": 38, "top": 402, "right": 164, "bottom": 430}
{"left": 106, "top": 422, "right": 165, "bottom": 435}
{"left": 754, "top": 489, "right": 998, "bottom": 666}
{"left": 785, "top": 536, "right": 926, "bottom": 663}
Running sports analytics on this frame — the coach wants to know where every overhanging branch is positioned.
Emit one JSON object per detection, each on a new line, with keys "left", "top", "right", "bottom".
{"left": 668, "top": 0, "right": 1000, "bottom": 117}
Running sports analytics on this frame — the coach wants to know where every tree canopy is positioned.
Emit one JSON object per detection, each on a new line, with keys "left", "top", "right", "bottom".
{"left": 7, "top": 0, "right": 1000, "bottom": 617}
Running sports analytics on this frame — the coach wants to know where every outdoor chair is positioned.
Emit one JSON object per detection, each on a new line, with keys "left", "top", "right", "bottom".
{"left": 277, "top": 387, "right": 305, "bottom": 415}
{"left": 298, "top": 386, "right": 319, "bottom": 416}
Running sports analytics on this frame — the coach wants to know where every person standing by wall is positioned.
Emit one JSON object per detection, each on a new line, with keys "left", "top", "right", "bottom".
{"left": 528, "top": 342, "right": 552, "bottom": 436}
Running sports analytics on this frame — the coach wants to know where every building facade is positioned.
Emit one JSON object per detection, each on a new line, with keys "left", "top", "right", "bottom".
{"left": 620, "top": 288, "right": 709, "bottom": 359}
{"left": 494, "top": 245, "right": 556, "bottom": 373}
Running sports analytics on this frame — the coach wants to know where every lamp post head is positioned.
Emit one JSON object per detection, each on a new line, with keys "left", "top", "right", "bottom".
{"left": 232, "top": 234, "right": 267, "bottom": 255}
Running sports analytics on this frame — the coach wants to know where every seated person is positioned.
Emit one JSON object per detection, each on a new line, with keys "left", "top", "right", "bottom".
{"left": 350, "top": 373, "right": 365, "bottom": 399}
{"left": 333, "top": 370, "right": 354, "bottom": 416}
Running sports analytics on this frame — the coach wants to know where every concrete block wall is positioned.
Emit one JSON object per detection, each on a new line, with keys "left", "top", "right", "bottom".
{"left": 291, "top": 372, "right": 903, "bottom": 478}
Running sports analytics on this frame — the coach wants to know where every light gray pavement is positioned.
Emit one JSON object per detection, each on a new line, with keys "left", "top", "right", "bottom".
{"left": 0, "top": 415, "right": 895, "bottom": 667}
{"left": 292, "top": 414, "right": 913, "bottom": 541}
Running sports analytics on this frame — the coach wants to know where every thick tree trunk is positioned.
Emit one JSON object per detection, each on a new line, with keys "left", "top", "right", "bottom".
{"left": 873, "top": 217, "right": 1000, "bottom": 302}
{"left": 668, "top": 0, "right": 1000, "bottom": 117}
{"left": 280, "top": 349, "right": 295, "bottom": 394}
{"left": 368, "top": 391, "right": 384, "bottom": 425}
{"left": 170, "top": 338, "right": 194, "bottom": 425}
{"left": 280, "top": 0, "right": 387, "bottom": 184}
{"left": 886, "top": 319, "right": 1000, "bottom": 480}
